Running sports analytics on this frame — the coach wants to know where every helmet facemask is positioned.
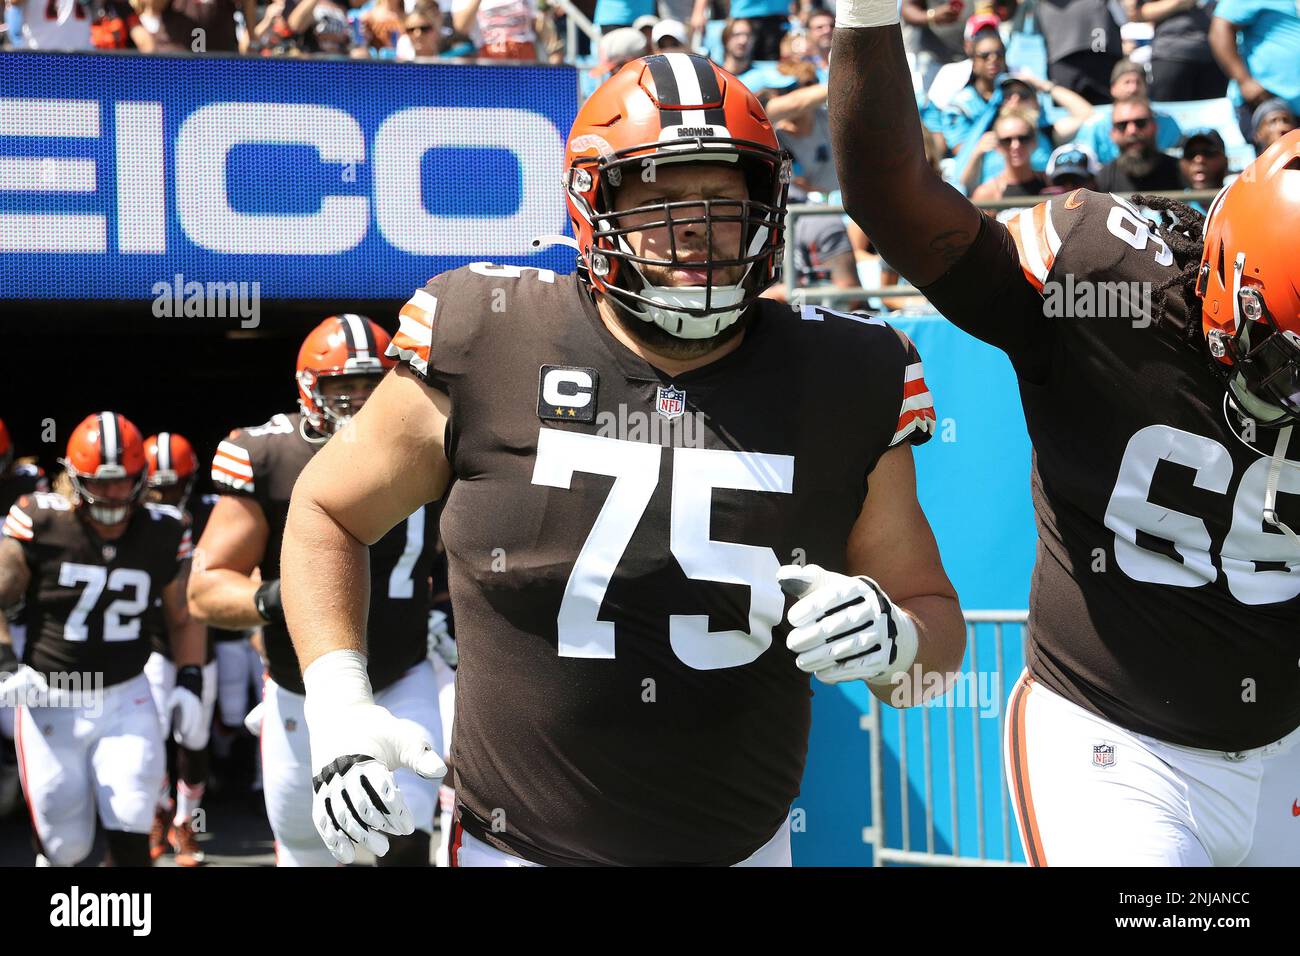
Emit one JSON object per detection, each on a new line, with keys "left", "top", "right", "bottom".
{"left": 1215, "top": 251, "right": 1300, "bottom": 428}
{"left": 147, "top": 471, "right": 196, "bottom": 509}
{"left": 1224, "top": 295, "right": 1300, "bottom": 427}
{"left": 570, "top": 138, "right": 789, "bottom": 340}
{"left": 300, "top": 369, "right": 384, "bottom": 438}
{"left": 64, "top": 464, "right": 147, "bottom": 527}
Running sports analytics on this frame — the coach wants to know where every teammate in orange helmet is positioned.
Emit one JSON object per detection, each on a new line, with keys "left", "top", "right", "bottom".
{"left": 188, "top": 316, "right": 443, "bottom": 867}
{"left": 281, "top": 53, "right": 965, "bottom": 867}
{"left": 141, "top": 431, "right": 219, "bottom": 866}
{"left": 826, "top": 5, "right": 1298, "bottom": 865}
{"left": 0, "top": 413, "right": 206, "bottom": 866}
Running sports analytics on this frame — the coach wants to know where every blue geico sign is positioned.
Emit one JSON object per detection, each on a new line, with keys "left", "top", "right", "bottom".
{"left": 0, "top": 53, "right": 579, "bottom": 300}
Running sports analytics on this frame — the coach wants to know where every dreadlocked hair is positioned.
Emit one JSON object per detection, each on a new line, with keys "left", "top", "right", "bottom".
{"left": 1129, "top": 193, "right": 1207, "bottom": 352}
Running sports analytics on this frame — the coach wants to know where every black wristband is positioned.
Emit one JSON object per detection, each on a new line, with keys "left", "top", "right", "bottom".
{"left": 254, "top": 578, "right": 285, "bottom": 625}
{"left": 176, "top": 664, "right": 203, "bottom": 698}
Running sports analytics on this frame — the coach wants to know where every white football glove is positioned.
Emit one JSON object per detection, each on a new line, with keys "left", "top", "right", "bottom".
{"left": 777, "top": 564, "right": 918, "bottom": 685}
{"left": 426, "top": 609, "right": 457, "bottom": 669}
{"left": 303, "top": 650, "right": 447, "bottom": 864}
{"left": 166, "top": 665, "right": 206, "bottom": 748}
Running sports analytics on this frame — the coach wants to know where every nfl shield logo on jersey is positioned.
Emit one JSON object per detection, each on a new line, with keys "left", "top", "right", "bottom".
{"left": 655, "top": 385, "right": 686, "bottom": 420}
{"left": 1092, "top": 743, "right": 1116, "bottom": 768}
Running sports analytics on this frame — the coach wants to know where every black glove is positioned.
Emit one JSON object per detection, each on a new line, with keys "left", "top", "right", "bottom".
{"left": 176, "top": 664, "right": 204, "bottom": 698}
{"left": 254, "top": 579, "right": 285, "bottom": 625}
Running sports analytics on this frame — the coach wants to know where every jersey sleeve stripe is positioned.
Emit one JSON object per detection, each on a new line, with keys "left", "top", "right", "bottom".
{"left": 898, "top": 390, "right": 934, "bottom": 415}
{"left": 216, "top": 440, "right": 251, "bottom": 464}
{"left": 890, "top": 408, "right": 937, "bottom": 446}
{"left": 389, "top": 287, "right": 438, "bottom": 378}
{"left": 2, "top": 515, "right": 33, "bottom": 541}
{"left": 410, "top": 288, "right": 437, "bottom": 314}
{"left": 211, "top": 453, "right": 253, "bottom": 480}
{"left": 6, "top": 505, "right": 32, "bottom": 529}
{"left": 177, "top": 528, "right": 194, "bottom": 561}
{"left": 1016, "top": 205, "right": 1050, "bottom": 289}
{"left": 1043, "top": 200, "right": 1062, "bottom": 257}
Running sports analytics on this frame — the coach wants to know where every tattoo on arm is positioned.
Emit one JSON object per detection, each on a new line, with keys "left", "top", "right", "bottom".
{"left": 929, "top": 228, "right": 975, "bottom": 268}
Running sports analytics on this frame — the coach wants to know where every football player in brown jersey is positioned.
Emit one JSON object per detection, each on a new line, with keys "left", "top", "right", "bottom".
{"left": 188, "top": 316, "right": 443, "bottom": 867}
{"left": 142, "top": 432, "right": 220, "bottom": 866}
{"left": 281, "top": 52, "right": 967, "bottom": 867}
{"left": 826, "top": 4, "right": 1299, "bottom": 864}
{"left": 0, "top": 413, "right": 206, "bottom": 866}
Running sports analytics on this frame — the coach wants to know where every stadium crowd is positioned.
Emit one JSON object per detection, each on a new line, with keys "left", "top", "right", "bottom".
{"left": 4, "top": 0, "right": 1295, "bottom": 212}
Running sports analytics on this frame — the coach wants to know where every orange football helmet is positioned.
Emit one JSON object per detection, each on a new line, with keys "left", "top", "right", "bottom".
{"left": 1196, "top": 129, "right": 1300, "bottom": 426}
{"left": 145, "top": 432, "right": 199, "bottom": 506}
{"left": 62, "top": 412, "right": 148, "bottom": 526}
{"left": 564, "top": 53, "right": 790, "bottom": 339}
{"left": 297, "top": 314, "right": 394, "bottom": 438}
{"left": 0, "top": 417, "right": 11, "bottom": 474}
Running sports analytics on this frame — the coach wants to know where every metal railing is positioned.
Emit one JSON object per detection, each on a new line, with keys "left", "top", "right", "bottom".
{"left": 861, "top": 610, "right": 1029, "bottom": 866}
{"left": 785, "top": 190, "right": 1220, "bottom": 307}
{"left": 548, "top": 0, "right": 601, "bottom": 63}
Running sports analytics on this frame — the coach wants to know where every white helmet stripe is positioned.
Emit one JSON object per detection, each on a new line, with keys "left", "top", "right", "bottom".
{"left": 157, "top": 431, "right": 171, "bottom": 472}
{"left": 664, "top": 52, "right": 708, "bottom": 127}
{"left": 340, "top": 313, "right": 372, "bottom": 362}
{"left": 99, "top": 412, "right": 119, "bottom": 467}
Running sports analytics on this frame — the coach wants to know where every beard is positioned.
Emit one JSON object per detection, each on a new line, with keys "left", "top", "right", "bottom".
{"left": 1117, "top": 142, "right": 1159, "bottom": 179}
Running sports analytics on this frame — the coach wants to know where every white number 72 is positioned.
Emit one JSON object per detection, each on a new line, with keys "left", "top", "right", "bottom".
{"left": 531, "top": 430, "right": 794, "bottom": 670}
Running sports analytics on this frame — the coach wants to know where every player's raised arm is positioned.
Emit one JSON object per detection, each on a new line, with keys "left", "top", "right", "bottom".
{"left": 827, "top": 11, "right": 983, "bottom": 285}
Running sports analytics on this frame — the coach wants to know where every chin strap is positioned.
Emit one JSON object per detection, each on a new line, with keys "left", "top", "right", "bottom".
{"left": 1263, "top": 425, "right": 1299, "bottom": 547}
{"left": 299, "top": 415, "right": 328, "bottom": 445}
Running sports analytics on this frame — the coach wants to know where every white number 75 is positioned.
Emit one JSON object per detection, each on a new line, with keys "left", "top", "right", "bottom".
{"left": 531, "top": 430, "right": 794, "bottom": 670}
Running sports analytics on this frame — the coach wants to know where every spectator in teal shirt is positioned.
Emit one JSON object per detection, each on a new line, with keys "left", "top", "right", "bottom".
{"left": 692, "top": 0, "right": 790, "bottom": 60}
{"left": 595, "top": 0, "right": 655, "bottom": 30}
{"left": 1210, "top": 0, "right": 1300, "bottom": 140}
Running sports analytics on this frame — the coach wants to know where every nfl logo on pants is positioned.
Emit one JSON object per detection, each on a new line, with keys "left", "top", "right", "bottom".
{"left": 1092, "top": 743, "right": 1116, "bottom": 768}
{"left": 656, "top": 385, "right": 685, "bottom": 420}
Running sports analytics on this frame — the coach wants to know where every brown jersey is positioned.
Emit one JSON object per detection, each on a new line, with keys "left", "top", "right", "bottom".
{"left": 387, "top": 263, "right": 936, "bottom": 865}
{"left": 3, "top": 493, "right": 191, "bottom": 687}
{"left": 208, "top": 412, "right": 437, "bottom": 695}
{"left": 921, "top": 191, "right": 1300, "bottom": 751}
